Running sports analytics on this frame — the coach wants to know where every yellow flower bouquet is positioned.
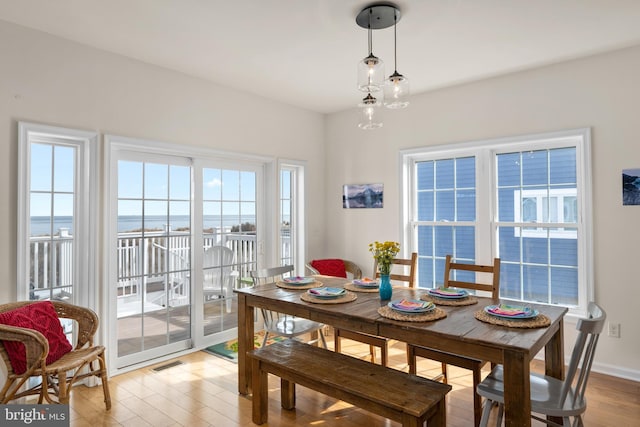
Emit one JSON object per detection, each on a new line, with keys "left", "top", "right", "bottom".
{"left": 369, "top": 241, "right": 400, "bottom": 275}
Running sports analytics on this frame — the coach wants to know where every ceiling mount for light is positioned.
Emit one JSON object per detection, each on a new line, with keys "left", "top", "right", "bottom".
{"left": 356, "top": 3, "right": 409, "bottom": 129}
{"left": 355, "top": 4, "right": 400, "bottom": 30}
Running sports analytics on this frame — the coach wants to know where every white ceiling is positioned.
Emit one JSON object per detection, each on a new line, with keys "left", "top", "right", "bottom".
{"left": 2, "top": 0, "right": 640, "bottom": 113}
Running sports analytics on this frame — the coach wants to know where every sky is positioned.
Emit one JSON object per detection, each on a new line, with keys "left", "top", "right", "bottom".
{"left": 30, "top": 145, "right": 258, "bottom": 218}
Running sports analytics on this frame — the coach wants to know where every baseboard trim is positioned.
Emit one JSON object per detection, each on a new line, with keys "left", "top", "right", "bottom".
{"left": 533, "top": 351, "right": 640, "bottom": 383}
{"left": 591, "top": 361, "right": 640, "bottom": 382}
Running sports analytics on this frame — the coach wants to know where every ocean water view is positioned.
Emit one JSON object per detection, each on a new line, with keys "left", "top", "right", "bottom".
{"left": 30, "top": 215, "right": 257, "bottom": 236}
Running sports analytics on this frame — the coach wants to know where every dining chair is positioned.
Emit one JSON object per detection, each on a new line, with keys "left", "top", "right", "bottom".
{"left": 476, "top": 302, "right": 606, "bottom": 427}
{"left": 203, "top": 245, "right": 237, "bottom": 312}
{"left": 407, "top": 254, "right": 501, "bottom": 427}
{"left": 334, "top": 253, "right": 418, "bottom": 366}
{"left": 0, "top": 300, "right": 111, "bottom": 409}
{"left": 250, "top": 265, "right": 327, "bottom": 349}
{"left": 305, "top": 259, "right": 363, "bottom": 280}
{"left": 373, "top": 252, "right": 418, "bottom": 286}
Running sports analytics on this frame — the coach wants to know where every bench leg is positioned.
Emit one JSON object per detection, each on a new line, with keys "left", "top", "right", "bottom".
{"left": 281, "top": 378, "right": 296, "bottom": 410}
{"left": 251, "top": 358, "right": 268, "bottom": 425}
{"left": 401, "top": 413, "right": 420, "bottom": 427}
{"left": 425, "top": 397, "right": 447, "bottom": 427}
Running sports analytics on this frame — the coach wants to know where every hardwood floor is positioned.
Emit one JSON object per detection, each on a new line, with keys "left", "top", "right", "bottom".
{"left": 67, "top": 336, "right": 639, "bottom": 426}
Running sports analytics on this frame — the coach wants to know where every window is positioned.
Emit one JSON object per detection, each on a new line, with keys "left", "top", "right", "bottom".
{"left": 17, "top": 122, "right": 97, "bottom": 308}
{"left": 402, "top": 129, "right": 592, "bottom": 315}
{"left": 280, "top": 168, "right": 293, "bottom": 266}
{"left": 412, "top": 156, "right": 478, "bottom": 288}
{"left": 278, "top": 161, "right": 306, "bottom": 273}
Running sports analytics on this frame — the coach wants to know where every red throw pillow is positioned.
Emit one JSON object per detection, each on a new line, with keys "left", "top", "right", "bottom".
{"left": 0, "top": 301, "right": 72, "bottom": 374}
{"left": 311, "top": 259, "right": 347, "bottom": 278}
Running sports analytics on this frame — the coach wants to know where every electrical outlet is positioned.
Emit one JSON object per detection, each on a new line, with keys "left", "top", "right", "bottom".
{"left": 607, "top": 322, "right": 621, "bottom": 338}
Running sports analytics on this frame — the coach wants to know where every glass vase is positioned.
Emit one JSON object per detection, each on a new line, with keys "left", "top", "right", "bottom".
{"left": 379, "top": 274, "right": 392, "bottom": 300}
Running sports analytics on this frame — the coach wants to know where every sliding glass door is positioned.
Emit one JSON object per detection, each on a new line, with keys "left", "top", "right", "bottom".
{"left": 108, "top": 136, "right": 268, "bottom": 370}
{"left": 202, "top": 166, "right": 258, "bottom": 336}
{"left": 115, "top": 155, "right": 193, "bottom": 367}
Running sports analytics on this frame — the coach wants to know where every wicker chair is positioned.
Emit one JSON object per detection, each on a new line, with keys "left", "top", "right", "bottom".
{"left": 305, "top": 259, "right": 363, "bottom": 279}
{"left": 0, "top": 300, "right": 111, "bottom": 409}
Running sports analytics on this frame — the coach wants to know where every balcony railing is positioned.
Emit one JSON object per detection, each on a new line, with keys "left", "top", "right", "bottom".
{"left": 29, "top": 227, "right": 290, "bottom": 313}
{"left": 29, "top": 233, "right": 74, "bottom": 298}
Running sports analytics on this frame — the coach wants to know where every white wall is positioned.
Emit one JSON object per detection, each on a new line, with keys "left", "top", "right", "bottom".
{"left": 326, "top": 45, "right": 640, "bottom": 380}
{"left": 0, "top": 20, "right": 326, "bottom": 303}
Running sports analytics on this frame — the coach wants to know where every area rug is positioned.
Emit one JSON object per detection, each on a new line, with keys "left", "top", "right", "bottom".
{"left": 203, "top": 331, "right": 284, "bottom": 363}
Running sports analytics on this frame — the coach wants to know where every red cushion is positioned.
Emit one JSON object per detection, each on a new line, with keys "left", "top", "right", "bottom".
{"left": 0, "top": 301, "right": 72, "bottom": 375}
{"left": 311, "top": 259, "right": 347, "bottom": 278}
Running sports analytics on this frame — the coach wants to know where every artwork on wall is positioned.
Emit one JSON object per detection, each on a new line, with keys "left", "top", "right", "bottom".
{"left": 342, "top": 183, "right": 383, "bottom": 208}
{"left": 622, "top": 168, "right": 640, "bottom": 206}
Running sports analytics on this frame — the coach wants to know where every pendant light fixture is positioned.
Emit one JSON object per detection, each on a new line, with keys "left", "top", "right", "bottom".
{"left": 357, "top": 7, "right": 384, "bottom": 93}
{"left": 356, "top": 3, "right": 409, "bottom": 129}
{"left": 383, "top": 10, "right": 409, "bottom": 109}
{"left": 358, "top": 92, "right": 382, "bottom": 130}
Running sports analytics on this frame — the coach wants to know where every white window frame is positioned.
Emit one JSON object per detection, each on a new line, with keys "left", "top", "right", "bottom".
{"left": 17, "top": 122, "right": 98, "bottom": 310}
{"left": 277, "top": 160, "right": 306, "bottom": 274}
{"left": 400, "top": 128, "right": 593, "bottom": 316}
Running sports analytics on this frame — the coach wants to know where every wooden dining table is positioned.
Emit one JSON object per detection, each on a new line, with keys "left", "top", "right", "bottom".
{"left": 235, "top": 275, "right": 568, "bottom": 427}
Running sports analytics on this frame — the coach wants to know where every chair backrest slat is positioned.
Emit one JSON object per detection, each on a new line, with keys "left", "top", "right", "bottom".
{"left": 250, "top": 265, "right": 295, "bottom": 286}
{"left": 373, "top": 252, "right": 418, "bottom": 287}
{"left": 250, "top": 265, "right": 295, "bottom": 326}
{"left": 443, "top": 255, "right": 500, "bottom": 299}
{"left": 560, "top": 302, "right": 606, "bottom": 406}
{"left": 573, "top": 334, "right": 599, "bottom": 406}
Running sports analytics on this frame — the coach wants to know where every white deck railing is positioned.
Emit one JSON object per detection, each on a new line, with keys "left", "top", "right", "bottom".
{"left": 30, "top": 228, "right": 289, "bottom": 309}
{"left": 29, "top": 233, "right": 74, "bottom": 293}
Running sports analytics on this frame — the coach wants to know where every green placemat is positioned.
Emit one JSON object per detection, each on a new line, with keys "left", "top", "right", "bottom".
{"left": 203, "top": 331, "right": 284, "bottom": 362}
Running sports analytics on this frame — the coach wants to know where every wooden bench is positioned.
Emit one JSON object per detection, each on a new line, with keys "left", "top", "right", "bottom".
{"left": 248, "top": 339, "right": 452, "bottom": 426}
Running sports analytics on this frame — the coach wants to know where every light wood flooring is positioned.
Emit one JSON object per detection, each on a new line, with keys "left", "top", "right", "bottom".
{"left": 67, "top": 336, "right": 639, "bottom": 426}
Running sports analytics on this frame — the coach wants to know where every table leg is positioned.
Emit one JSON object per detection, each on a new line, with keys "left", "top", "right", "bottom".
{"left": 237, "top": 293, "right": 254, "bottom": 395}
{"left": 251, "top": 358, "right": 267, "bottom": 424}
{"left": 545, "top": 318, "right": 565, "bottom": 425}
{"left": 503, "top": 350, "right": 531, "bottom": 427}
{"left": 281, "top": 378, "right": 296, "bottom": 410}
{"left": 545, "top": 318, "right": 564, "bottom": 379}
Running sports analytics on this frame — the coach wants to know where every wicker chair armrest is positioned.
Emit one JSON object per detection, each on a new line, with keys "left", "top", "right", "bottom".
{"left": 51, "top": 301, "right": 99, "bottom": 349}
{"left": 305, "top": 263, "right": 320, "bottom": 275}
{"left": 0, "top": 324, "right": 49, "bottom": 374}
{"left": 343, "top": 260, "right": 363, "bottom": 279}
{"left": 305, "top": 260, "right": 363, "bottom": 279}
